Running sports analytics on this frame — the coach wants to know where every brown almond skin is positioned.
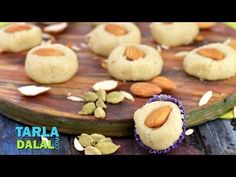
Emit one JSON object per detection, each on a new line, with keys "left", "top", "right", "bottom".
{"left": 5, "top": 24, "right": 32, "bottom": 33}
{"left": 130, "top": 82, "right": 162, "bottom": 97}
{"left": 105, "top": 24, "right": 127, "bottom": 36}
{"left": 33, "top": 48, "right": 64, "bottom": 56}
{"left": 125, "top": 46, "right": 145, "bottom": 61}
{"left": 145, "top": 106, "right": 172, "bottom": 128}
{"left": 151, "top": 76, "right": 176, "bottom": 91}
{"left": 197, "top": 48, "right": 225, "bottom": 60}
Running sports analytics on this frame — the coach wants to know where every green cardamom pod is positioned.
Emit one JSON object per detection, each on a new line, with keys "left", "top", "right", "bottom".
{"left": 96, "top": 89, "right": 106, "bottom": 102}
{"left": 95, "top": 141, "right": 120, "bottom": 155}
{"left": 98, "top": 137, "right": 112, "bottom": 143}
{"left": 106, "top": 91, "right": 124, "bottom": 104}
{"left": 82, "top": 91, "right": 98, "bottom": 102}
{"left": 84, "top": 146, "right": 102, "bottom": 155}
{"left": 94, "top": 107, "right": 106, "bottom": 119}
{"left": 96, "top": 99, "right": 107, "bottom": 109}
{"left": 78, "top": 133, "right": 96, "bottom": 147}
{"left": 90, "top": 133, "right": 106, "bottom": 143}
{"left": 79, "top": 102, "right": 96, "bottom": 115}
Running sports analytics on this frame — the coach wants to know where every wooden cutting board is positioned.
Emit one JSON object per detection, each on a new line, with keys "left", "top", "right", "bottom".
{"left": 1, "top": 22, "right": 236, "bottom": 137}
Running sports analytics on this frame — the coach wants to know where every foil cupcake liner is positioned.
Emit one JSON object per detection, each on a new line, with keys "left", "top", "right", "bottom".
{"left": 134, "top": 94, "right": 186, "bottom": 154}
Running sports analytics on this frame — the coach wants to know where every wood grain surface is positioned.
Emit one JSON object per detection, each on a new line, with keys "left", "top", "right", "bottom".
{"left": 0, "top": 23, "right": 236, "bottom": 137}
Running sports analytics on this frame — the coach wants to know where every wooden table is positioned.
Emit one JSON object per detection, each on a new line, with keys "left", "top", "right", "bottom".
{"left": 1, "top": 23, "right": 236, "bottom": 155}
{"left": 1, "top": 113, "right": 236, "bottom": 155}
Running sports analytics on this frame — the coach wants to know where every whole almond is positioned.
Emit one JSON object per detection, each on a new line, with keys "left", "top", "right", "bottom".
{"left": 145, "top": 106, "right": 172, "bottom": 128}
{"left": 33, "top": 48, "right": 64, "bottom": 56}
{"left": 151, "top": 76, "right": 176, "bottom": 91}
{"left": 196, "top": 22, "right": 216, "bottom": 29}
{"left": 105, "top": 24, "right": 127, "bottom": 36}
{"left": 130, "top": 82, "right": 162, "bottom": 97}
{"left": 5, "top": 24, "right": 32, "bottom": 33}
{"left": 197, "top": 48, "right": 224, "bottom": 60}
{"left": 125, "top": 46, "right": 145, "bottom": 61}
{"left": 228, "top": 40, "right": 236, "bottom": 50}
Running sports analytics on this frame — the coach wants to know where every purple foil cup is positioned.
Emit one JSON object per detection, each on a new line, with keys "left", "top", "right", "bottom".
{"left": 134, "top": 94, "right": 186, "bottom": 154}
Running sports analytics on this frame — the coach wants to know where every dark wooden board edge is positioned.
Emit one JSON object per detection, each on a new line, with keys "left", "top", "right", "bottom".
{"left": 0, "top": 97, "right": 134, "bottom": 137}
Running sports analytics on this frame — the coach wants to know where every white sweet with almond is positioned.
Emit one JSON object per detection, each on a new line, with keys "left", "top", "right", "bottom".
{"left": 134, "top": 101, "right": 183, "bottom": 151}
{"left": 25, "top": 44, "right": 78, "bottom": 84}
{"left": 183, "top": 43, "right": 236, "bottom": 80}
{"left": 0, "top": 23, "right": 42, "bottom": 52}
{"left": 150, "top": 22, "right": 199, "bottom": 47}
{"left": 88, "top": 22, "right": 141, "bottom": 56}
{"left": 107, "top": 44, "right": 163, "bottom": 81}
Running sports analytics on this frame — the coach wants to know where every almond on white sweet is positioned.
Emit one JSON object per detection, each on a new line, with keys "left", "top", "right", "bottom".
{"left": 0, "top": 23, "right": 42, "bottom": 52}
{"left": 18, "top": 85, "right": 50, "bottom": 96}
{"left": 25, "top": 44, "right": 78, "bottom": 84}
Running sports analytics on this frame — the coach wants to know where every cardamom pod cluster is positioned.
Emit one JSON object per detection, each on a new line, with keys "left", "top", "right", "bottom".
{"left": 78, "top": 89, "right": 125, "bottom": 119}
{"left": 75, "top": 133, "right": 120, "bottom": 155}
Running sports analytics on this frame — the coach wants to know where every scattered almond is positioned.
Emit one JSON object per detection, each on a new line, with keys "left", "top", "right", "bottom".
{"left": 105, "top": 24, "right": 127, "bottom": 36}
{"left": 41, "top": 136, "right": 49, "bottom": 146}
{"left": 160, "top": 44, "right": 170, "bottom": 50}
{"left": 223, "top": 38, "right": 231, "bottom": 45}
{"left": 5, "top": 24, "right": 32, "bottom": 33}
{"left": 199, "top": 91, "right": 213, "bottom": 106}
{"left": 66, "top": 42, "right": 81, "bottom": 52}
{"left": 185, "top": 129, "right": 194, "bottom": 136}
{"left": 100, "top": 60, "right": 108, "bottom": 69}
{"left": 92, "top": 80, "right": 118, "bottom": 91}
{"left": 196, "top": 22, "right": 216, "bottom": 29}
{"left": 197, "top": 48, "right": 225, "bottom": 60}
{"left": 67, "top": 96, "right": 84, "bottom": 102}
{"left": 145, "top": 106, "right": 172, "bottom": 128}
{"left": 43, "top": 22, "right": 68, "bottom": 34}
{"left": 125, "top": 46, "right": 145, "bottom": 61}
{"left": 120, "top": 91, "right": 135, "bottom": 102}
{"left": 151, "top": 76, "right": 176, "bottom": 91}
{"left": 18, "top": 85, "right": 50, "bottom": 96}
{"left": 228, "top": 40, "right": 236, "bottom": 50}
{"left": 156, "top": 45, "right": 162, "bottom": 54}
{"left": 80, "top": 42, "right": 87, "bottom": 48}
{"left": 130, "top": 82, "right": 162, "bottom": 97}
{"left": 74, "top": 137, "right": 84, "bottom": 151}
{"left": 175, "top": 51, "right": 189, "bottom": 57}
{"left": 33, "top": 48, "right": 64, "bottom": 56}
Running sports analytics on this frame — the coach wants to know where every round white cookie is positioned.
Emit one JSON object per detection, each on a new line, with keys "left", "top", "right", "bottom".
{"left": 107, "top": 44, "right": 163, "bottom": 81}
{"left": 150, "top": 22, "right": 199, "bottom": 47}
{"left": 25, "top": 44, "right": 78, "bottom": 84}
{"left": 0, "top": 23, "right": 42, "bottom": 52}
{"left": 134, "top": 101, "right": 183, "bottom": 151}
{"left": 183, "top": 43, "right": 236, "bottom": 80}
{"left": 88, "top": 22, "right": 141, "bottom": 56}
